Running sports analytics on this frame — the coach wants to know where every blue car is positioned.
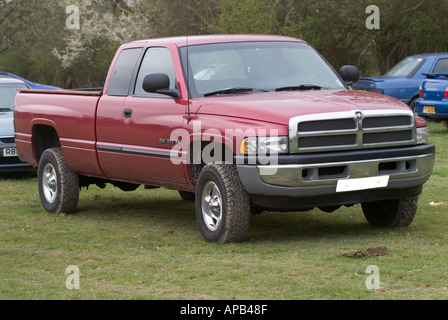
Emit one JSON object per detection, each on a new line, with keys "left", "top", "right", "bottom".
{"left": 416, "top": 73, "right": 448, "bottom": 130}
{"left": 0, "top": 78, "right": 34, "bottom": 172}
{"left": 0, "top": 72, "right": 60, "bottom": 90}
{"left": 354, "top": 53, "right": 448, "bottom": 110}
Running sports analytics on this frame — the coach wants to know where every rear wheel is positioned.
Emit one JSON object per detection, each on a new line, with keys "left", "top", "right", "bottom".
{"left": 195, "top": 164, "right": 250, "bottom": 244}
{"left": 38, "top": 148, "right": 79, "bottom": 214}
{"left": 362, "top": 197, "right": 418, "bottom": 227}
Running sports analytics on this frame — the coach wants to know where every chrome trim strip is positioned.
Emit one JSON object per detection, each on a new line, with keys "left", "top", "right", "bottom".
{"left": 97, "top": 145, "right": 122, "bottom": 152}
{"left": 122, "top": 148, "right": 173, "bottom": 159}
{"left": 97, "top": 145, "right": 178, "bottom": 159}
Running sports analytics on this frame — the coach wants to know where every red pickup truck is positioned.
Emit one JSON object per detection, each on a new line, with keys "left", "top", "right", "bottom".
{"left": 14, "top": 35, "right": 435, "bottom": 243}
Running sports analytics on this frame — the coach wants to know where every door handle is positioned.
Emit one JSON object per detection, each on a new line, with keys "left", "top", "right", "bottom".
{"left": 123, "top": 108, "right": 133, "bottom": 118}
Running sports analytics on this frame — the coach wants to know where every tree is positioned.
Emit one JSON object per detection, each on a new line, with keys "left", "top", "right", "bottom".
{"left": 0, "top": 0, "right": 66, "bottom": 84}
{"left": 204, "top": 0, "right": 279, "bottom": 34}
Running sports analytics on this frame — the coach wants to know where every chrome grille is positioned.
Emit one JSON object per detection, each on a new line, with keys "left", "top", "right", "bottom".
{"left": 298, "top": 118, "right": 356, "bottom": 132}
{"left": 298, "top": 135, "right": 357, "bottom": 149}
{"left": 364, "top": 131, "right": 413, "bottom": 145}
{"left": 363, "top": 116, "right": 412, "bottom": 128}
{"left": 289, "top": 110, "right": 416, "bottom": 153}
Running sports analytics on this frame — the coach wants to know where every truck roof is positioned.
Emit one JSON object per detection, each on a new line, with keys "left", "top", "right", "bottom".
{"left": 123, "top": 34, "right": 306, "bottom": 49}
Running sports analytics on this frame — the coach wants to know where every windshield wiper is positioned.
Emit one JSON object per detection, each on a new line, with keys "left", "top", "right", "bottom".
{"left": 275, "top": 85, "right": 322, "bottom": 92}
{"left": 204, "top": 87, "right": 266, "bottom": 97}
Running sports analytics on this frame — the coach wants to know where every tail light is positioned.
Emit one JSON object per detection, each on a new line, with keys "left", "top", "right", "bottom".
{"left": 419, "top": 83, "right": 423, "bottom": 97}
{"left": 444, "top": 86, "right": 448, "bottom": 98}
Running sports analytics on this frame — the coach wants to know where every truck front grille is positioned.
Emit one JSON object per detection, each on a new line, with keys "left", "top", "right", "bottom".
{"left": 289, "top": 110, "right": 416, "bottom": 153}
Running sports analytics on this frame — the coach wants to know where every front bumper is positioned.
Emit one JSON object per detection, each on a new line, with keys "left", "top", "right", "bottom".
{"left": 236, "top": 144, "right": 435, "bottom": 210}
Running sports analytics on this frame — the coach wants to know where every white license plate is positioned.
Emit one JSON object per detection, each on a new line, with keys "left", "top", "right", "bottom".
{"left": 336, "top": 176, "right": 390, "bottom": 193}
{"left": 3, "top": 147, "right": 17, "bottom": 157}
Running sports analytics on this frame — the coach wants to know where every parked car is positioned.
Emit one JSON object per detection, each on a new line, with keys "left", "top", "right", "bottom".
{"left": 0, "top": 72, "right": 60, "bottom": 90}
{"left": 416, "top": 73, "right": 448, "bottom": 129}
{"left": 353, "top": 53, "right": 448, "bottom": 110}
{"left": 0, "top": 78, "right": 33, "bottom": 172}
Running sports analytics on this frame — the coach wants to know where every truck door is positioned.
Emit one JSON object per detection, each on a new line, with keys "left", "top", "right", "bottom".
{"left": 121, "top": 46, "right": 187, "bottom": 185}
{"left": 96, "top": 47, "right": 143, "bottom": 181}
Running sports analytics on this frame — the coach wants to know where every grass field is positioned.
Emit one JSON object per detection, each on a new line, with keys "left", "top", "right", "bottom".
{"left": 1, "top": 123, "right": 447, "bottom": 300}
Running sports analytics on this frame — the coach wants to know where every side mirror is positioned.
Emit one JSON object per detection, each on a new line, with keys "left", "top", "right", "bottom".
{"left": 339, "top": 65, "right": 360, "bottom": 85}
{"left": 142, "top": 73, "right": 180, "bottom": 99}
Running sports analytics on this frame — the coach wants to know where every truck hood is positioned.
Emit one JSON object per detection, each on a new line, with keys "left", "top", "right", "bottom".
{"left": 0, "top": 111, "right": 14, "bottom": 137}
{"left": 194, "top": 90, "right": 411, "bottom": 125}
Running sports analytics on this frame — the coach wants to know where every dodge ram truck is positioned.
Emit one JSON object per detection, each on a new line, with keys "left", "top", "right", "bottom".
{"left": 14, "top": 35, "right": 435, "bottom": 243}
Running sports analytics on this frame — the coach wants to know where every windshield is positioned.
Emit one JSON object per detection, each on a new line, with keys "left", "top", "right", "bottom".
{"left": 384, "top": 56, "right": 426, "bottom": 78}
{"left": 180, "top": 41, "right": 346, "bottom": 98}
{"left": 0, "top": 83, "right": 28, "bottom": 111}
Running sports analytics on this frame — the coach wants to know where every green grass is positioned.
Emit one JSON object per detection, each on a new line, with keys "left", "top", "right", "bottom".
{"left": 1, "top": 122, "right": 448, "bottom": 300}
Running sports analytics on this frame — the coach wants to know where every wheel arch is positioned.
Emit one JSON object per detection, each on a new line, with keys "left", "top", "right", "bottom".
{"left": 32, "top": 124, "right": 61, "bottom": 163}
{"left": 186, "top": 139, "right": 235, "bottom": 186}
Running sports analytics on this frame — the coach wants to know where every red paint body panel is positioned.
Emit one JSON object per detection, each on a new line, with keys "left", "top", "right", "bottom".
{"left": 121, "top": 96, "right": 187, "bottom": 184}
{"left": 192, "top": 90, "right": 413, "bottom": 125}
{"left": 14, "top": 91, "right": 103, "bottom": 176}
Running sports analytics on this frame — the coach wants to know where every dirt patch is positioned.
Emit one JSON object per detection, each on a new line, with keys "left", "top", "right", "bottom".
{"left": 366, "top": 246, "right": 388, "bottom": 257}
{"left": 341, "top": 246, "right": 388, "bottom": 259}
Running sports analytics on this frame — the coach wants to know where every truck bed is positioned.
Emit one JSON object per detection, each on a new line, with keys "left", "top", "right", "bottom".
{"left": 14, "top": 89, "right": 104, "bottom": 176}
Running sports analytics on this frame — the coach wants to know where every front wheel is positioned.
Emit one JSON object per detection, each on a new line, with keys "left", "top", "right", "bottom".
{"left": 195, "top": 164, "right": 250, "bottom": 244}
{"left": 362, "top": 197, "right": 418, "bottom": 227}
{"left": 38, "top": 147, "right": 79, "bottom": 214}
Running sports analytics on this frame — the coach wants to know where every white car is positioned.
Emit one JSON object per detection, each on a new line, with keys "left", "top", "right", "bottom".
{"left": 0, "top": 78, "right": 33, "bottom": 172}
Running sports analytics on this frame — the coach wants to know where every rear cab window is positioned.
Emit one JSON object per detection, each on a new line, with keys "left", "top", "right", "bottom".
{"left": 107, "top": 48, "right": 142, "bottom": 96}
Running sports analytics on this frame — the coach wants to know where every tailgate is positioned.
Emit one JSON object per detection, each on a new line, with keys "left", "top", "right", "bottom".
{"left": 421, "top": 78, "right": 448, "bottom": 101}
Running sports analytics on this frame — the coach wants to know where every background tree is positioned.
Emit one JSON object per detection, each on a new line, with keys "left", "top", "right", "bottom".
{"left": 2, "top": 0, "right": 448, "bottom": 88}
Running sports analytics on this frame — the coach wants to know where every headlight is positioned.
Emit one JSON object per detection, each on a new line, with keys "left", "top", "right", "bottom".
{"left": 240, "top": 136, "right": 289, "bottom": 155}
{"left": 416, "top": 127, "right": 430, "bottom": 144}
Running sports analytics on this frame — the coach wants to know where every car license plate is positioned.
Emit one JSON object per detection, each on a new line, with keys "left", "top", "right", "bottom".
{"left": 336, "top": 176, "right": 390, "bottom": 193}
{"left": 424, "top": 106, "right": 436, "bottom": 114}
{"left": 2, "top": 147, "right": 17, "bottom": 157}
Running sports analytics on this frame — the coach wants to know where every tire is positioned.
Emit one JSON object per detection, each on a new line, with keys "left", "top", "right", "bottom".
{"left": 361, "top": 196, "right": 418, "bottom": 227}
{"left": 195, "top": 164, "right": 250, "bottom": 244}
{"left": 38, "top": 147, "right": 79, "bottom": 214}
{"left": 178, "top": 190, "right": 195, "bottom": 201}
{"left": 443, "top": 120, "right": 448, "bottom": 130}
